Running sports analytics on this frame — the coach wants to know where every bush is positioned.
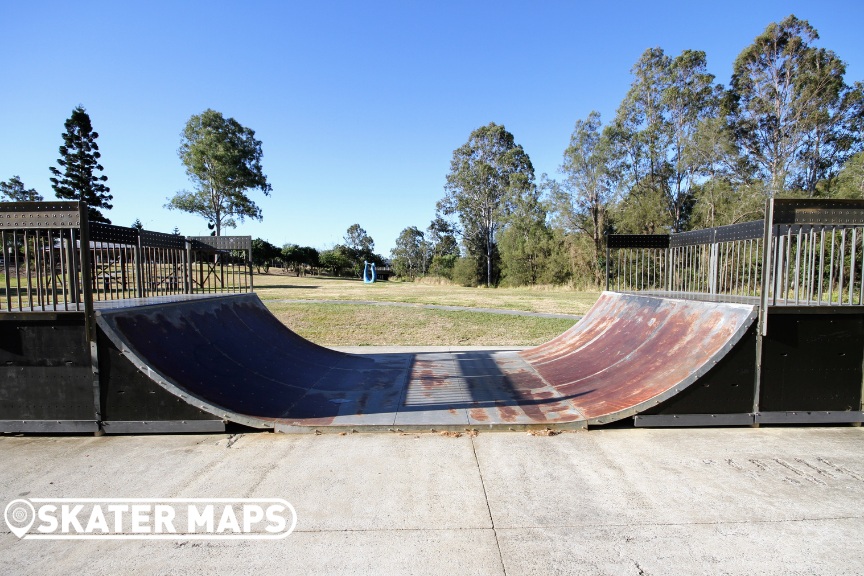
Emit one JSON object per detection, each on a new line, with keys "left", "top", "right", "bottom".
{"left": 452, "top": 257, "right": 480, "bottom": 287}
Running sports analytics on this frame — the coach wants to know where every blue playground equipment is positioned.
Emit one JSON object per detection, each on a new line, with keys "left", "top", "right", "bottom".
{"left": 363, "top": 260, "right": 376, "bottom": 284}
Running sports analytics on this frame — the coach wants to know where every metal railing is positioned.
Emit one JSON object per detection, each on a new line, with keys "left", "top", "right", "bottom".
{"left": 606, "top": 199, "right": 864, "bottom": 310}
{"left": 0, "top": 202, "right": 253, "bottom": 312}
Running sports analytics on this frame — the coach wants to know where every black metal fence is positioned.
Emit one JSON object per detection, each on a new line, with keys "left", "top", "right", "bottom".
{"left": 606, "top": 199, "right": 864, "bottom": 330}
{"left": 0, "top": 202, "right": 252, "bottom": 312}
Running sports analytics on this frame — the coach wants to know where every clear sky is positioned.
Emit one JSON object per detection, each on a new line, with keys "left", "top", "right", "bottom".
{"left": 1, "top": 0, "right": 862, "bottom": 254}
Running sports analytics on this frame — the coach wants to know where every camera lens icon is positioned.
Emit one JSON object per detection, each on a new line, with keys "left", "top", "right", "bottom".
{"left": 4, "top": 499, "right": 36, "bottom": 538}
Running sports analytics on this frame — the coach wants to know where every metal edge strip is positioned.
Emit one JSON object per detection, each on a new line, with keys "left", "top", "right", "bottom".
{"left": 755, "top": 411, "right": 864, "bottom": 424}
{"left": 633, "top": 414, "right": 755, "bottom": 427}
{"left": 0, "top": 420, "right": 99, "bottom": 433}
{"left": 102, "top": 420, "right": 226, "bottom": 434}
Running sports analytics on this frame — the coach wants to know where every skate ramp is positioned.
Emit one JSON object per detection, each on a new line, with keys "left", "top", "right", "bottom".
{"left": 94, "top": 292, "right": 757, "bottom": 430}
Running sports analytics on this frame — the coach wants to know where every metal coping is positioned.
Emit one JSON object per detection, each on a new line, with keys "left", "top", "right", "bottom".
{"left": 669, "top": 228, "right": 714, "bottom": 247}
{"left": 713, "top": 220, "right": 765, "bottom": 243}
{"left": 90, "top": 222, "right": 139, "bottom": 245}
{"left": 775, "top": 222, "right": 864, "bottom": 235}
{"left": 0, "top": 201, "right": 81, "bottom": 229}
{"left": 189, "top": 235, "right": 252, "bottom": 252}
{"left": 669, "top": 220, "right": 765, "bottom": 247}
{"left": 606, "top": 234, "right": 669, "bottom": 249}
{"left": 608, "top": 220, "right": 766, "bottom": 249}
{"left": 772, "top": 199, "right": 864, "bottom": 225}
{"left": 139, "top": 230, "right": 186, "bottom": 250}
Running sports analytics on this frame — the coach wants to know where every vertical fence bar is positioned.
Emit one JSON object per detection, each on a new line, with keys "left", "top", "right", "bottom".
{"left": 828, "top": 230, "right": 836, "bottom": 305}
{"left": 851, "top": 228, "right": 857, "bottom": 306}
{"left": 839, "top": 228, "right": 846, "bottom": 305}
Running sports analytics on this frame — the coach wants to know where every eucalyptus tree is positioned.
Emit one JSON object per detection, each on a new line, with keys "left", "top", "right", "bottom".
{"left": 728, "top": 15, "right": 864, "bottom": 196}
{"left": 343, "top": 223, "right": 376, "bottom": 276}
{"left": 499, "top": 182, "right": 551, "bottom": 286}
{"left": 49, "top": 106, "right": 112, "bottom": 222}
{"left": 167, "top": 109, "right": 271, "bottom": 235}
{"left": 426, "top": 217, "right": 459, "bottom": 278}
{"left": 552, "top": 111, "right": 617, "bottom": 285}
{"left": 439, "top": 122, "right": 535, "bottom": 287}
{"left": 391, "top": 226, "right": 429, "bottom": 280}
{"left": 833, "top": 152, "right": 864, "bottom": 198}
{"left": 612, "top": 48, "right": 721, "bottom": 232}
{"left": 344, "top": 223, "right": 375, "bottom": 257}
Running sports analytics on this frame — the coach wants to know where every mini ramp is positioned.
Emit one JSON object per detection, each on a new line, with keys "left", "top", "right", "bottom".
{"left": 89, "top": 292, "right": 758, "bottom": 432}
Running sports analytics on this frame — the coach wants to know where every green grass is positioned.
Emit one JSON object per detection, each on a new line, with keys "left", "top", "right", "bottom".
{"left": 254, "top": 272, "right": 601, "bottom": 316}
{"left": 267, "top": 302, "right": 577, "bottom": 346}
{"left": 254, "top": 272, "right": 598, "bottom": 346}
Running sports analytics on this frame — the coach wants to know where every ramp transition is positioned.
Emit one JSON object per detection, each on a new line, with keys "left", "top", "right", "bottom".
{"left": 91, "top": 292, "right": 758, "bottom": 431}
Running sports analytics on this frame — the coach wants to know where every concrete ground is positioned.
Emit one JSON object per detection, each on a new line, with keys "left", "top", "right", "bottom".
{"left": 2, "top": 427, "right": 863, "bottom": 575}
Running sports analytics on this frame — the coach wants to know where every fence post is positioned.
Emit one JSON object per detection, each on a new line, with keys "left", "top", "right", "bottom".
{"left": 759, "top": 199, "right": 774, "bottom": 336}
{"left": 605, "top": 236, "right": 610, "bottom": 292}
{"left": 248, "top": 244, "right": 254, "bottom": 292}
{"left": 185, "top": 238, "right": 193, "bottom": 294}
{"left": 709, "top": 229, "right": 718, "bottom": 295}
{"left": 753, "top": 198, "right": 775, "bottom": 424}
{"left": 76, "top": 203, "right": 101, "bottom": 431}
{"left": 666, "top": 247, "right": 674, "bottom": 292}
{"left": 134, "top": 230, "right": 144, "bottom": 298}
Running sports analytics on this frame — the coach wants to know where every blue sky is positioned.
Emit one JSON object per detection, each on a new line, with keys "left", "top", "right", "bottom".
{"left": 1, "top": 0, "right": 862, "bottom": 254}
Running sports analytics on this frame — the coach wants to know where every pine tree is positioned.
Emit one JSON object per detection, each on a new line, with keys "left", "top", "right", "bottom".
{"left": 49, "top": 106, "right": 113, "bottom": 223}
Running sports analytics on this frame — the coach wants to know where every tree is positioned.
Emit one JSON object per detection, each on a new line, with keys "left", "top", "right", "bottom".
{"left": 688, "top": 116, "right": 765, "bottom": 228}
{"left": 832, "top": 151, "right": 864, "bottom": 198}
{"left": 727, "top": 15, "right": 864, "bottom": 196}
{"left": 426, "top": 217, "right": 460, "bottom": 278}
{"left": 391, "top": 226, "right": 429, "bottom": 280}
{"left": 251, "top": 238, "right": 280, "bottom": 273}
{"left": 49, "top": 106, "right": 112, "bottom": 222}
{"left": 319, "top": 245, "right": 353, "bottom": 276}
{"left": 552, "top": 112, "right": 617, "bottom": 285}
{"left": 612, "top": 48, "right": 720, "bottom": 232}
{"left": 343, "top": 224, "right": 375, "bottom": 276}
{"left": 0, "top": 176, "right": 43, "bottom": 201}
{"left": 281, "top": 244, "right": 319, "bottom": 275}
{"left": 439, "top": 122, "right": 535, "bottom": 287}
{"left": 499, "top": 185, "right": 552, "bottom": 286}
{"left": 167, "top": 109, "right": 271, "bottom": 235}
{"left": 282, "top": 243, "right": 301, "bottom": 273}
{"left": 344, "top": 224, "right": 374, "bottom": 255}
{"left": 298, "top": 246, "right": 320, "bottom": 275}
{"left": 131, "top": 219, "right": 144, "bottom": 231}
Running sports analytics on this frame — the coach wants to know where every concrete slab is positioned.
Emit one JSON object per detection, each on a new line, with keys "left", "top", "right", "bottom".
{"left": 1, "top": 530, "right": 504, "bottom": 576}
{"left": 2, "top": 428, "right": 863, "bottom": 575}
{"left": 473, "top": 427, "right": 864, "bottom": 528}
{"left": 496, "top": 520, "right": 863, "bottom": 576}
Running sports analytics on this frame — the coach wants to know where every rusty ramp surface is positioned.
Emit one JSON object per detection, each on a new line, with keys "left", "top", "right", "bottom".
{"left": 95, "top": 292, "right": 756, "bottom": 431}
{"left": 519, "top": 292, "right": 757, "bottom": 425}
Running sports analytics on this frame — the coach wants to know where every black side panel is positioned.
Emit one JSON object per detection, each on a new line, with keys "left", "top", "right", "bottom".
{"left": 642, "top": 325, "right": 757, "bottom": 415}
{"left": 97, "top": 330, "right": 221, "bottom": 422}
{"left": 0, "top": 315, "right": 95, "bottom": 421}
{"left": 761, "top": 313, "right": 864, "bottom": 412}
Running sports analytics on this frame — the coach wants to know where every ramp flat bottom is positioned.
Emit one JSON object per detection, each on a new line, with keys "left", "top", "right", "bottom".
{"left": 274, "top": 350, "right": 588, "bottom": 432}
